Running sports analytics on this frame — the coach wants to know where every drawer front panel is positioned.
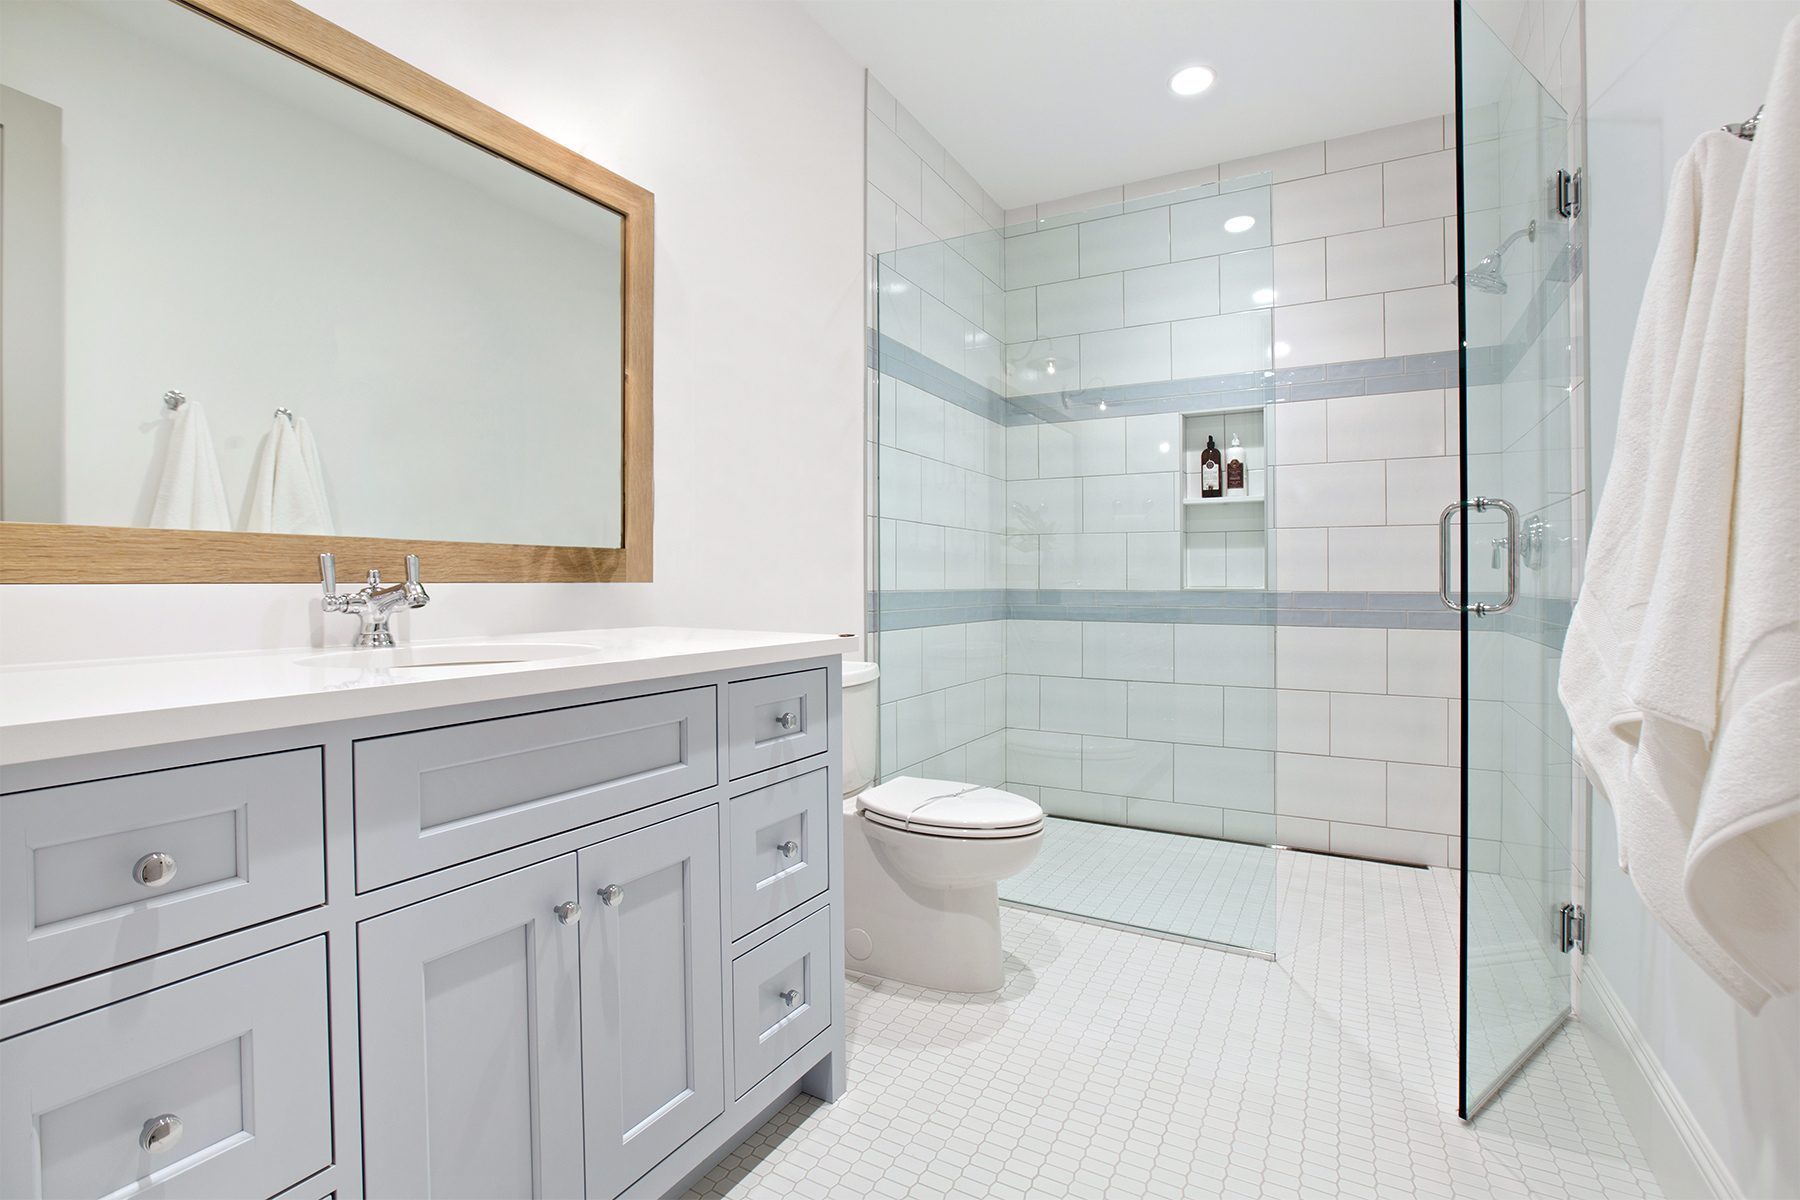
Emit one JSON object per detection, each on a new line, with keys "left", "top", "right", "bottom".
{"left": 725, "top": 669, "right": 828, "bottom": 780}
{"left": 730, "top": 907, "right": 832, "bottom": 1098}
{"left": 0, "top": 939, "right": 332, "bottom": 1200}
{"left": 726, "top": 769, "right": 830, "bottom": 939}
{"left": 0, "top": 749, "right": 325, "bottom": 998}
{"left": 354, "top": 687, "right": 716, "bottom": 891}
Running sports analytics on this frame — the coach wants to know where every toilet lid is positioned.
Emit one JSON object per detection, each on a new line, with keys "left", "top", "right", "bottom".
{"left": 859, "top": 777, "right": 1043, "bottom": 838}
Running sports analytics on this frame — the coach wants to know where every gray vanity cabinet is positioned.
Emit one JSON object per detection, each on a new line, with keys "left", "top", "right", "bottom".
{"left": 356, "top": 856, "right": 586, "bottom": 1200}
{"left": 0, "top": 653, "right": 845, "bottom": 1200}
{"left": 578, "top": 807, "right": 725, "bottom": 1196}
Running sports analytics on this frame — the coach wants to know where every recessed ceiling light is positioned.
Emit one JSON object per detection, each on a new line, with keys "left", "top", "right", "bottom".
{"left": 1223, "top": 214, "right": 1256, "bottom": 234}
{"left": 1251, "top": 287, "right": 1277, "bottom": 305}
{"left": 1169, "top": 66, "right": 1216, "bottom": 97}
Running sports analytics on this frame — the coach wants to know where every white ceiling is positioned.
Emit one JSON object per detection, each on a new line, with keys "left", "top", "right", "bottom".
{"left": 802, "top": 0, "right": 1454, "bottom": 210}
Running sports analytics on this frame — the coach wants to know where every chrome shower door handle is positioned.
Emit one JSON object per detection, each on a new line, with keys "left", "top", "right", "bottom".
{"left": 1439, "top": 497, "right": 1521, "bottom": 616}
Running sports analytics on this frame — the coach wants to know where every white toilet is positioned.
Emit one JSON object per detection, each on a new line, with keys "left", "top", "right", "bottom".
{"left": 841, "top": 660, "right": 1045, "bottom": 993}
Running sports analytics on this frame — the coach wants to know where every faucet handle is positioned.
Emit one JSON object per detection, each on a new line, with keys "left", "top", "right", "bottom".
{"left": 319, "top": 553, "right": 337, "bottom": 597}
{"left": 405, "top": 554, "right": 421, "bottom": 587}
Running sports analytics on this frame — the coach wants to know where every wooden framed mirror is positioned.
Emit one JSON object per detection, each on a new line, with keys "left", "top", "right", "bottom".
{"left": 0, "top": 0, "right": 651, "bottom": 583}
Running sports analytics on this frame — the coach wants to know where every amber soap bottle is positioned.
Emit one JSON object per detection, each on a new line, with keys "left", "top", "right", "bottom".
{"left": 1200, "top": 436, "right": 1223, "bottom": 498}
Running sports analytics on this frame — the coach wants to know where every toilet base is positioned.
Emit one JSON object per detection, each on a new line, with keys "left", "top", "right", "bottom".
{"left": 843, "top": 812, "right": 1015, "bottom": 994}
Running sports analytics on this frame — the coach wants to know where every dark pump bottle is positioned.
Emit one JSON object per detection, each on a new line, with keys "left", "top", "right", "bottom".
{"left": 1200, "top": 436, "right": 1223, "bottom": 498}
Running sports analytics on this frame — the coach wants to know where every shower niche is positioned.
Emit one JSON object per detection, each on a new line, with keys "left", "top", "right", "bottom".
{"left": 1181, "top": 405, "right": 1271, "bottom": 590}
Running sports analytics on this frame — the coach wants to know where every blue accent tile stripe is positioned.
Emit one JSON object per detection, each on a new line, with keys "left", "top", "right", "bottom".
{"left": 868, "top": 588, "right": 1481, "bottom": 633}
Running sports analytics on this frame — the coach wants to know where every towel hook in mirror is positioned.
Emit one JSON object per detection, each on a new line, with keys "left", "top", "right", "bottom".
{"left": 162, "top": 389, "right": 187, "bottom": 412}
{"left": 274, "top": 406, "right": 296, "bottom": 426}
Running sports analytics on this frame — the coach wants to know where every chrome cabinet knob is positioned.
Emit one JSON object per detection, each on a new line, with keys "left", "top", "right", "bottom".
{"left": 777, "top": 840, "right": 800, "bottom": 858}
{"left": 554, "top": 900, "right": 581, "bottom": 925}
{"left": 140, "top": 1113, "right": 183, "bottom": 1154}
{"left": 133, "top": 852, "right": 178, "bottom": 888}
{"left": 598, "top": 884, "right": 624, "bottom": 907}
{"left": 779, "top": 988, "right": 799, "bottom": 1007}
{"left": 775, "top": 711, "right": 799, "bottom": 731}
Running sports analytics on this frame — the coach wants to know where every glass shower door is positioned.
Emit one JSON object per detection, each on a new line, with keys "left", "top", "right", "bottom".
{"left": 1453, "top": 2, "right": 1579, "bottom": 1119}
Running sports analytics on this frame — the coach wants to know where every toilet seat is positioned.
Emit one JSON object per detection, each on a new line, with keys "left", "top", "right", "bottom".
{"left": 858, "top": 777, "right": 1043, "bottom": 839}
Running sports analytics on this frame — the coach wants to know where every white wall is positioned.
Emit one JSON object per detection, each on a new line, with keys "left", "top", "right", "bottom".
{"left": 0, "top": 0, "right": 867, "bottom": 664}
{"left": 1584, "top": 5, "right": 1800, "bottom": 1197}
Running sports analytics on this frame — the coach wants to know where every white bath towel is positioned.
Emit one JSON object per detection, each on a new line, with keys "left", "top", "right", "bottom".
{"left": 1560, "top": 131, "right": 1749, "bottom": 852}
{"left": 244, "top": 414, "right": 332, "bottom": 535}
{"left": 1561, "top": 19, "right": 1800, "bottom": 1012}
{"left": 147, "top": 400, "right": 232, "bottom": 531}
{"left": 1630, "top": 19, "right": 1800, "bottom": 1008}
{"left": 291, "top": 416, "right": 334, "bottom": 535}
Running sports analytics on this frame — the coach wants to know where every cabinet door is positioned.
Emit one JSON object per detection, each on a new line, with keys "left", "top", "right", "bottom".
{"left": 358, "top": 857, "right": 584, "bottom": 1200}
{"left": 579, "top": 808, "right": 725, "bottom": 1198}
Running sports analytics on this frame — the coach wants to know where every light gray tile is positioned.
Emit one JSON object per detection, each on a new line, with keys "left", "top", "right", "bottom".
{"left": 1079, "top": 207, "right": 1171, "bottom": 275}
{"left": 1329, "top": 692, "right": 1449, "bottom": 765}
{"left": 1082, "top": 472, "right": 1178, "bottom": 533}
{"left": 1005, "top": 224, "right": 1080, "bottom": 288}
{"left": 1122, "top": 257, "right": 1221, "bottom": 325}
{"left": 1171, "top": 309, "right": 1273, "bottom": 377}
{"left": 1173, "top": 744, "right": 1274, "bottom": 811}
{"left": 1082, "top": 736, "right": 1174, "bottom": 801}
{"left": 1271, "top": 165, "right": 1382, "bottom": 244}
{"left": 1273, "top": 295, "right": 1385, "bottom": 367}
{"left": 1325, "top": 220, "right": 1444, "bottom": 298}
{"left": 1275, "top": 625, "right": 1387, "bottom": 692}
{"left": 1035, "top": 274, "right": 1124, "bottom": 337}
{"left": 1273, "top": 459, "right": 1387, "bottom": 528}
{"left": 1007, "top": 619, "right": 1083, "bottom": 677}
{"left": 1383, "top": 148, "right": 1456, "bottom": 224}
{"left": 1174, "top": 624, "right": 1274, "bottom": 688}
{"left": 1040, "top": 677, "right": 1129, "bottom": 737}
{"left": 1127, "top": 681, "right": 1225, "bottom": 745}
{"left": 1172, "top": 189, "right": 1272, "bottom": 260}
{"left": 1083, "top": 621, "right": 1175, "bottom": 682}
{"left": 1079, "top": 325, "right": 1171, "bottom": 389}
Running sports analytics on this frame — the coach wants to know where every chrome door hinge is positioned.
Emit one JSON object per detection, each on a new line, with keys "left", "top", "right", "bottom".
{"left": 1560, "top": 903, "right": 1587, "bottom": 954}
{"left": 1555, "top": 169, "right": 1582, "bottom": 220}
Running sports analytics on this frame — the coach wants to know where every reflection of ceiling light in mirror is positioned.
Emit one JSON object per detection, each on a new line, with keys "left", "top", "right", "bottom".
{"left": 1273, "top": 341, "right": 1291, "bottom": 359}
{"left": 1223, "top": 215, "right": 1256, "bottom": 234}
{"left": 1098, "top": 400, "right": 1108, "bottom": 410}
{"left": 1168, "top": 66, "right": 1216, "bottom": 97}
{"left": 1044, "top": 359, "right": 1057, "bottom": 376}
{"left": 1158, "top": 442, "right": 1171, "bottom": 455}
{"left": 1251, "top": 287, "right": 1276, "bottom": 304}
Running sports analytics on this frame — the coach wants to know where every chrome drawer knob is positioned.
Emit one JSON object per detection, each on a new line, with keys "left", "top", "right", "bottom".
{"left": 777, "top": 840, "right": 800, "bottom": 858}
{"left": 779, "top": 989, "right": 799, "bottom": 1007}
{"left": 140, "top": 1113, "right": 183, "bottom": 1154}
{"left": 133, "top": 852, "right": 178, "bottom": 888}
{"left": 775, "top": 711, "right": 799, "bottom": 731}
{"left": 554, "top": 900, "right": 581, "bottom": 925}
{"left": 598, "top": 884, "right": 624, "bottom": 907}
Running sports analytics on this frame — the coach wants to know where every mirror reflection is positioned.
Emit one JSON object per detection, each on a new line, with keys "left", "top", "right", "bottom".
{"left": 0, "top": 0, "right": 625, "bottom": 548}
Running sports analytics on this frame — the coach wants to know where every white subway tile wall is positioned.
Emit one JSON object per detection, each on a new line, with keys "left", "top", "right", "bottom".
{"left": 869, "top": 76, "right": 1473, "bottom": 866}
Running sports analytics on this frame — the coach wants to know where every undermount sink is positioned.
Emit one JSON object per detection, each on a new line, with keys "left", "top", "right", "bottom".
{"left": 299, "top": 642, "right": 598, "bottom": 671}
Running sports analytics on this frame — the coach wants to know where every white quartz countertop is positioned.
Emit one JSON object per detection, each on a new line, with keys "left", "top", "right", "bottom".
{"left": 0, "top": 627, "right": 847, "bottom": 768}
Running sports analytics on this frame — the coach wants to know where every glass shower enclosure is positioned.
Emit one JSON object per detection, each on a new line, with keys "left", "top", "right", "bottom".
{"left": 1453, "top": 0, "right": 1582, "bottom": 1119}
{"left": 870, "top": 173, "right": 1282, "bottom": 956}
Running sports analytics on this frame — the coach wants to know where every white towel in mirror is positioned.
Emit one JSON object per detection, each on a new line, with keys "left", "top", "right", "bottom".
{"left": 245, "top": 413, "right": 333, "bottom": 535}
{"left": 148, "top": 399, "right": 232, "bottom": 531}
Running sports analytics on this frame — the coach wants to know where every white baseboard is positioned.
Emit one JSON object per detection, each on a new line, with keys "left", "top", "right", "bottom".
{"left": 1581, "top": 964, "right": 1742, "bottom": 1200}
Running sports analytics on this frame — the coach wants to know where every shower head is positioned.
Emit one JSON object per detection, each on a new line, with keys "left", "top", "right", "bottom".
{"left": 1458, "top": 220, "right": 1536, "bottom": 296}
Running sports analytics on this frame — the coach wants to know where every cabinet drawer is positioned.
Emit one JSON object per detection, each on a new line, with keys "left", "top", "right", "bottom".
{"left": 0, "top": 749, "right": 325, "bottom": 998}
{"left": 0, "top": 938, "right": 332, "bottom": 1200}
{"left": 725, "top": 669, "right": 828, "bottom": 780}
{"left": 730, "top": 908, "right": 832, "bottom": 1098}
{"left": 353, "top": 687, "right": 716, "bottom": 891}
{"left": 726, "top": 769, "right": 830, "bottom": 939}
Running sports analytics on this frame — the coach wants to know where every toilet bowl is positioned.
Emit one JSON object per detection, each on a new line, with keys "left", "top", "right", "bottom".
{"left": 840, "top": 661, "right": 1044, "bottom": 993}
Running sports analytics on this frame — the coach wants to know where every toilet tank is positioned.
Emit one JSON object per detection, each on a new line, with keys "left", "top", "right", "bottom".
{"left": 841, "top": 660, "right": 880, "bottom": 797}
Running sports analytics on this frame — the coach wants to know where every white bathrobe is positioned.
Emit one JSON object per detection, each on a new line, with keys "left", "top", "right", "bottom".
{"left": 1561, "top": 20, "right": 1800, "bottom": 1011}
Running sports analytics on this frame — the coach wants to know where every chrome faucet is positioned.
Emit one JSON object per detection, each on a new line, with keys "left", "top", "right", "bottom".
{"left": 319, "top": 552, "right": 430, "bottom": 648}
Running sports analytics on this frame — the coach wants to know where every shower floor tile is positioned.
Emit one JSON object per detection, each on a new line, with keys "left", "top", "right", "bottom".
{"left": 997, "top": 816, "right": 1279, "bottom": 951}
{"left": 685, "top": 850, "right": 1661, "bottom": 1200}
